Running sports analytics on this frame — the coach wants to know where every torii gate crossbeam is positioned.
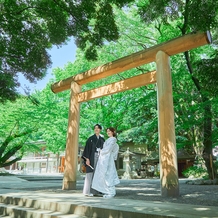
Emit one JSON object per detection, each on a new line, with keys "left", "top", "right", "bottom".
{"left": 51, "top": 31, "right": 212, "bottom": 197}
{"left": 51, "top": 32, "right": 211, "bottom": 93}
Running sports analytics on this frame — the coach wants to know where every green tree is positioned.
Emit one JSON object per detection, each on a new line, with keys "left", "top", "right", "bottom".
{"left": 1, "top": 3, "right": 217, "bottom": 178}
{"left": 45, "top": 7, "right": 160, "bottom": 150}
{"left": 0, "top": 121, "right": 39, "bottom": 168}
{"left": 138, "top": 0, "right": 218, "bottom": 179}
{"left": 0, "top": 0, "right": 134, "bottom": 102}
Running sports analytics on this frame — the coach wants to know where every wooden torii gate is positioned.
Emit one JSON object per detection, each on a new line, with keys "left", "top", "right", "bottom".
{"left": 51, "top": 31, "right": 211, "bottom": 197}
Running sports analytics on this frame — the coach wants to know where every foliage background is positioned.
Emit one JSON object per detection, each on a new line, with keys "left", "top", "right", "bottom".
{"left": 0, "top": 1, "right": 217, "bottom": 177}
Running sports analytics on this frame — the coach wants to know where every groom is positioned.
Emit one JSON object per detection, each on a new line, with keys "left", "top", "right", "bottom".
{"left": 82, "top": 124, "right": 105, "bottom": 196}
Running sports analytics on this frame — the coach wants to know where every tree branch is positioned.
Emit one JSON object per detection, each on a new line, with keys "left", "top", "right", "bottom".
{"left": 181, "top": 0, "right": 190, "bottom": 35}
{"left": 184, "top": 51, "right": 201, "bottom": 92}
{"left": 154, "top": 22, "right": 162, "bottom": 36}
{"left": 0, "top": 127, "right": 34, "bottom": 156}
{"left": 121, "top": 33, "right": 147, "bottom": 49}
{"left": 0, "top": 156, "right": 22, "bottom": 168}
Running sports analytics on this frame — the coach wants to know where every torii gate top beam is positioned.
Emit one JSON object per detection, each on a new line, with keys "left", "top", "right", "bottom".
{"left": 51, "top": 31, "right": 211, "bottom": 94}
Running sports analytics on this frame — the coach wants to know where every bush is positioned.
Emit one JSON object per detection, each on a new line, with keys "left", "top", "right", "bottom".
{"left": 0, "top": 172, "right": 14, "bottom": 176}
{"left": 214, "top": 161, "right": 218, "bottom": 169}
{"left": 214, "top": 161, "right": 218, "bottom": 176}
{"left": 182, "top": 166, "right": 208, "bottom": 179}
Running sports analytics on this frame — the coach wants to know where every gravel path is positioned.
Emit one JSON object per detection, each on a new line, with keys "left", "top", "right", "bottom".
{"left": 116, "top": 179, "right": 218, "bottom": 206}
{"left": 30, "top": 179, "right": 218, "bottom": 207}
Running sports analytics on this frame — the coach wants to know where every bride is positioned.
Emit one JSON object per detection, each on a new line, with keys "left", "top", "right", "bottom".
{"left": 91, "top": 127, "right": 120, "bottom": 198}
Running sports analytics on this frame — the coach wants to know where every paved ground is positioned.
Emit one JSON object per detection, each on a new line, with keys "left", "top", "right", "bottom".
{"left": 1, "top": 188, "right": 218, "bottom": 218}
{"left": 0, "top": 176, "right": 217, "bottom": 207}
{"left": 0, "top": 176, "right": 218, "bottom": 217}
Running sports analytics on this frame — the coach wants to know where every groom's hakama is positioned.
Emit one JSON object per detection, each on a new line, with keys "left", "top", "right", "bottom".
{"left": 82, "top": 134, "right": 104, "bottom": 195}
{"left": 83, "top": 153, "right": 99, "bottom": 195}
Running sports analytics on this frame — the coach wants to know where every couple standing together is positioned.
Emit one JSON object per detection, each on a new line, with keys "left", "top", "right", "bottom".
{"left": 82, "top": 124, "right": 120, "bottom": 198}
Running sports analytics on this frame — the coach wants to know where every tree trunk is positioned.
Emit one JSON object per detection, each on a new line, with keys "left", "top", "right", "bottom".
{"left": 183, "top": 51, "right": 216, "bottom": 179}
{"left": 180, "top": 1, "right": 216, "bottom": 180}
{"left": 191, "top": 126, "right": 205, "bottom": 169}
{"left": 202, "top": 95, "right": 216, "bottom": 179}
{"left": 56, "top": 153, "right": 60, "bottom": 173}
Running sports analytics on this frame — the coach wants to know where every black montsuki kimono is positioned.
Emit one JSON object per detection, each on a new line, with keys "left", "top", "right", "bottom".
{"left": 82, "top": 134, "right": 105, "bottom": 173}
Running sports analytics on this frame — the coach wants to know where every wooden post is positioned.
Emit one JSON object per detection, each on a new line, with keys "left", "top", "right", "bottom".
{"left": 156, "top": 51, "right": 179, "bottom": 197}
{"left": 62, "top": 82, "right": 81, "bottom": 190}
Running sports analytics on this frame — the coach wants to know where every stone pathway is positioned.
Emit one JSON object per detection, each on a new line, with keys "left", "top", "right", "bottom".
{"left": 1, "top": 176, "right": 217, "bottom": 207}
{"left": 40, "top": 179, "right": 218, "bottom": 207}
{"left": 0, "top": 176, "right": 218, "bottom": 217}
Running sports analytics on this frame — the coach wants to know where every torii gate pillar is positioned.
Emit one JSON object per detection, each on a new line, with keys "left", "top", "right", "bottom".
{"left": 62, "top": 82, "right": 81, "bottom": 190}
{"left": 156, "top": 51, "right": 179, "bottom": 197}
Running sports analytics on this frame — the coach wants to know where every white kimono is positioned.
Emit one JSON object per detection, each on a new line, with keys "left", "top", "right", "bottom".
{"left": 92, "top": 137, "right": 120, "bottom": 196}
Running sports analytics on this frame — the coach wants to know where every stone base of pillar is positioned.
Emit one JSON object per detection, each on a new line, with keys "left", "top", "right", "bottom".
{"left": 62, "top": 181, "right": 76, "bottom": 190}
{"left": 161, "top": 184, "right": 179, "bottom": 197}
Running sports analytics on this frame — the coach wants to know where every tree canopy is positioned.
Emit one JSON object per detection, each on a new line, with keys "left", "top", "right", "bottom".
{"left": 0, "top": 0, "right": 133, "bottom": 102}
{"left": 0, "top": 0, "right": 218, "bottom": 178}
{"left": 1, "top": 0, "right": 217, "bottom": 102}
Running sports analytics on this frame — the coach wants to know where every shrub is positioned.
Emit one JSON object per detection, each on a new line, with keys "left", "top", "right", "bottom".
{"left": 182, "top": 166, "right": 208, "bottom": 179}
